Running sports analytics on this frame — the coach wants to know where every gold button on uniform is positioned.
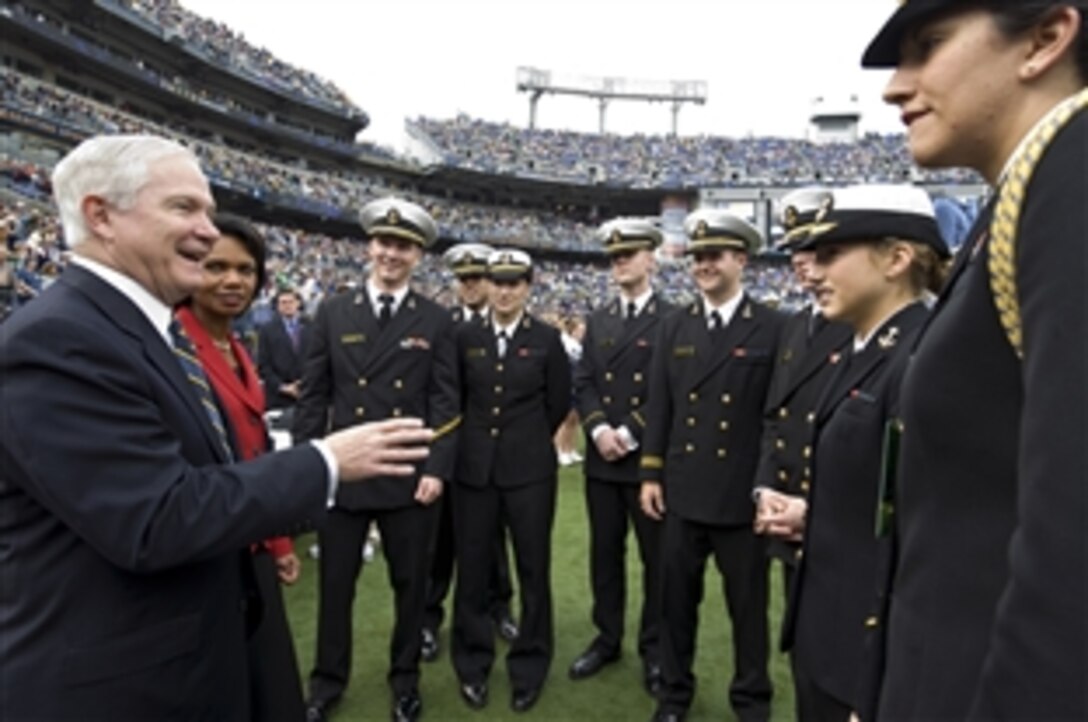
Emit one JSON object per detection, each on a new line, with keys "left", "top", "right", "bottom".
{"left": 721, "top": 393, "right": 732, "bottom": 404}
{"left": 603, "top": 396, "right": 612, "bottom": 405}
{"left": 803, "top": 445, "right": 812, "bottom": 459}
{"left": 492, "top": 406, "right": 501, "bottom": 416}
{"left": 778, "top": 470, "right": 788, "bottom": 482}
{"left": 795, "top": 549, "right": 804, "bottom": 561}
{"left": 686, "top": 417, "right": 696, "bottom": 428}
{"left": 865, "top": 616, "right": 879, "bottom": 628}
{"left": 801, "top": 480, "right": 811, "bottom": 493}
{"left": 685, "top": 443, "right": 695, "bottom": 453}
{"left": 605, "top": 372, "right": 614, "bottom": 382}
{"left": 775, "top": 438, "right": 786, "bottom": 451}
{"left": 490, "top": 428, "right": 499, "bottom": 438}
{"left": 719, "top": 421, "right": 730, "bottom": 431}
{"left": 358, "top": 377, "right": 368, "bottom": 387}
{"left": 392, "top": 408, "right": 402, "bottom": 417}
{"left": 689, "top": 392, "right": 699, "bottom": 402}
{"left": 633, "top": 372, "right": 643, "bottom": 383}
{"left": 393, "top": 379, "right": 403, "bottom": 389}
{"left": 778, "top": 407, "right": 789, "bottom": 419}
{"left": 806, "top": 411, "right": 816, "bottom": 423}
{"left": 631, "top": 396, "right": 640, "bottom": 406}
{"left": 496, "top": 363, "right": 504, "bottom": 372}
{"left": 494, "top": 385, "right": 503, "bottom": 394}
{"left": 717, "top": 448, "right": 727, "bottom": 458}
{"left": 355, "top": 406, "right": 365, "bottom": 418}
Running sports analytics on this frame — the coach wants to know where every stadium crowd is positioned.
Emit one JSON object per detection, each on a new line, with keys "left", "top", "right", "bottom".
{"left": 412, "top": 115, "right": 983, "bottom": 188}
{"left": 109, "top": 0, "right": 363, "bottom": 117}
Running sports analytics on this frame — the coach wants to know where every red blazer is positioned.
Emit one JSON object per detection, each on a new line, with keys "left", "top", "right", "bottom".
{"left": 176, "top": 306, "right": 293, "bottom": 559}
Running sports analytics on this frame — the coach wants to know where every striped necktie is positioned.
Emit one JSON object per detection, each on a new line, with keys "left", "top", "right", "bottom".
{"left": 169, "top": 319, "right": 234, "bottom": 460}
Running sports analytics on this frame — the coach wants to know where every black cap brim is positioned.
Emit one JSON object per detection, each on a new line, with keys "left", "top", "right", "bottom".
{"left": 862, "top": 2, "right": 952, "bottom": 68}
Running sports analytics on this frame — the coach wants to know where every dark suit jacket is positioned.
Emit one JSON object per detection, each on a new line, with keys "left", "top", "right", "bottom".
{"left": 754, "top": 307, "right": 851, "bottom": 564}
{"left": 575, "top": 294, "right": 674, "bottom": 483}
{"left": 639, "top": 294, "right": 784, "bottom": 526}
{"left": 878, "top": 110, "right": 1088, "bottom": 721}
{"left": 0, "top": 266, "right": 326, "bottom": 720}
{"left": 781, "top": 303, "right": 926, "bottom": 707}
{"left": 454, "top": 313, "right": 571, "bottom": 488}
{"left": 292, "top": 287, "right": 460, "bottom": 511}
{"left": 257, "top": 314, "right": 311, "bottom": 409}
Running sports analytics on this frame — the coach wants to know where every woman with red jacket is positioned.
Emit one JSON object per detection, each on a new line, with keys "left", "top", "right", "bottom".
{"left": 174, "top": 212, "right": 304, "bottom": 722}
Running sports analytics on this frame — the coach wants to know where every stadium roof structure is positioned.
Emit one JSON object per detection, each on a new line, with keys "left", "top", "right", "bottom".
{"left": 516, "top": 66, "right": 706, "bottom": 136}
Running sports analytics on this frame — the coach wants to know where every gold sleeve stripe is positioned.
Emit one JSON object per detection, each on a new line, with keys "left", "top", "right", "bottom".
{"left": 583, "top": 411, "right": 606, "bottom": 425}
{"left": 640, "top": 455, "right": 663, "bottom": 470}
{"left": 433, "top": 416, "right": 462, "bottom": 440}
{"left": 631, "top": 410, "right": 646, "bottom": 428}
{"left": 989, "top": 88, "right": 1088, "bottom": 360}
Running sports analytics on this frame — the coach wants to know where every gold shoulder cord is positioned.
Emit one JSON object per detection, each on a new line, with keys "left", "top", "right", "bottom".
{"left": 988, "top": 88, "right": 1088, "bottom": 359}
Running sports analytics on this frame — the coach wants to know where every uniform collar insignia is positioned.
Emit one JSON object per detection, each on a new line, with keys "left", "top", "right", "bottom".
{"left": 877, "top": 326, "right": 900, "bottom": 349}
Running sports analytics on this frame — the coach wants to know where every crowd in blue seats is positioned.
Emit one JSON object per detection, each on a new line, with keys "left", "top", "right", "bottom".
{"left": 412, "top": 115, "right": 983, "bottom": 189}
{"left": 107, "top": 0, "right": 363, "bottom": 118}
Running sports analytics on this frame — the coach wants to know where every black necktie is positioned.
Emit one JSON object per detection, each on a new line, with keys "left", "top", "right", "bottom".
{"left": 168, "top": 319, "right": 234, "bottom": 460}
{"left": 709, "top": 310, "right": 723, "bottom": 333}
{"left": 497, "top": 330, "right": 509, "bottom": 358}
{"left": 378, "top": 294, "right": 394, "bottom": 328}
{"left": 626, "top": 302, "right": 638, "bottom": 324}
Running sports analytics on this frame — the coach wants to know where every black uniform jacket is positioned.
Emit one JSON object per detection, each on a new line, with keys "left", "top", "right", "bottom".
{"left": 455, "top": 313, "right": 571, "bottom": 489}
{"left": 640, "top": 294, "right": 785, "bottom": 526}
{"left": 754, "top": 308, "right": 851, "bottom": 561}
{"left": 781, "top": 303, "right": 926, "bottom": 706}
{"left": 879, "top": 109, "right": 1088, "bottom": 721}
{"left": 293, "top": 288, "right": 460, "bottom": 510}
{"left": 575, "top": 294, "right": 675, "bottom": 483}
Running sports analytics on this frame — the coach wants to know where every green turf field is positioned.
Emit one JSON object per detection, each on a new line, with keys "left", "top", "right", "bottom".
{"left": 284, "top": 463, "right": 796, "bottom": 721}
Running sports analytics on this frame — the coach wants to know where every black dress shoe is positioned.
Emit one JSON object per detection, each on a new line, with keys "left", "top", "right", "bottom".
{"left": 650, "top": 709, "right": 685, "bottom": 722}
{"left": 392, "top": 691, "right": 422, "bottom": 722}
{"left": 568, "top": 646, "right": 620, "bottom": 680}
{"left": 305, "top": 698, "right": 335, "bottom": 722}
{"left": 510, "top": 686, "right": 541, "bottom": 713}
{"left": 460, "top": 681, "right": 489, "bottom": 709}
{"left": 421, "top": 627, "right": 439, "bottom": 662}
{"left": 643, "top": 662, "right": 664, "bottom": 696}
{"left": 495, "top": 613, "right": 519, "bottom": 642}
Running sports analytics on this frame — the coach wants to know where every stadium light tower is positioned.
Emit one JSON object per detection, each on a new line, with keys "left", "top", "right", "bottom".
{"left": 516, "top": 66, "right": 707, "bottom": 136}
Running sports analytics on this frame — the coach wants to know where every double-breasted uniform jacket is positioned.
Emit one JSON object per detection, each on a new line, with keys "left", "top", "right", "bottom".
{"left": 454, "top": 313, "right": 571, "bottom": 488}
{"left": 576, "top": 294, "right": 675, "bottom": 482}
{"left": 640, "top": 294, "right": 785, "bottom": 525}
{"left": 754, "top": 307, "right": 852, "bottom": 563}
{"left": 293, "top": 288, "right": 461, "bottom": 509}
{"left": 257, "top": 314, "right": 312, "bottom": 409}
{"left": 780, "top": 303, "right": 926, "bottom": 708}
{"left": 878, "top": 108, "right": 1088, "bottom": 721}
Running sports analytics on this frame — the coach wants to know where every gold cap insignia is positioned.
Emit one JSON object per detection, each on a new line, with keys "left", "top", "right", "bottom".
{"left": 610, "top": 230, "right": 622, "bottom": 244}
{"left": 783, "top": 205, "right": 798, "bottom": 230}
{"left": 815, "top": 195, "right": 834, "bottom": 222}
{"left": 385, "top": 207, "right": 400, "bottom": 225}
{"left": 695, "top": 220, "right": 709, "bottom": 239}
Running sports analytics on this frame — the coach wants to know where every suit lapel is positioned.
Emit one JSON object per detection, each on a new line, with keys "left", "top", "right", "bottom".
{"left": 815, "top": 303, "right": 925, "bottom": 425}
{"left": 781, "top": 318, "right": 852, "bottom": 402}
{"left": 64, "top": 267, "right": 229, "bottom": 462}
{"left": 360, "top": 291, "right": 425, "bottom": 375}
{"left": 693, "top": 296, "right": 758, "bottom": 388}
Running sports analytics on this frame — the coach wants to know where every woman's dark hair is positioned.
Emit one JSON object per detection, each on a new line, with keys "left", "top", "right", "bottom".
{"left": 212, "top": 212, "right": 267, "bottom": 299}
{"left": 988, "top": 2, "right": 1088, "bottom": 84}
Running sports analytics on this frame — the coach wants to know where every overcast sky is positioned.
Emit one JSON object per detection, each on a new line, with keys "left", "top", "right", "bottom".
{"left": 181, "top": 0, "right": 904, "bottom": 150}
